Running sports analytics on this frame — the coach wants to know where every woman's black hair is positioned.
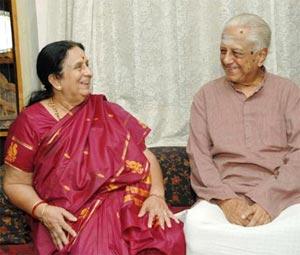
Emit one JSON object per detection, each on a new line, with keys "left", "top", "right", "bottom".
{"left": 27, "top": 40, "right": 84, "bottom": 106}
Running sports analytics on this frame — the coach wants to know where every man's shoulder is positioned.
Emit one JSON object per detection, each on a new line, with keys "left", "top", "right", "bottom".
{"left": 203, "top": 76, "right": 226, "bottom": 89}
{"left": 267, "top": 72, "right": 299, "bottom": 89}
{"left": 194, "top": 76, "right": 227, "bottom": 97}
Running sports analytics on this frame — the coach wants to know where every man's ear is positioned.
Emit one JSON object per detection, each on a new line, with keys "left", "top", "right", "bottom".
{"left": 257, "top": 48, "right": 268, "bottom": 67}
{"left": 48, "top": 74, "right": 62, "bottom": 91}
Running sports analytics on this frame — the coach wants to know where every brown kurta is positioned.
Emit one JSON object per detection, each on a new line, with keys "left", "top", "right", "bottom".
{"left": 187, "top": 71, "right": 300, "bottom": 218}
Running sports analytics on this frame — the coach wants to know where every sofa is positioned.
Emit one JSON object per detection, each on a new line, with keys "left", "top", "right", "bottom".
{"left": 0, "top": 146, "right": 196, "bottom": 254}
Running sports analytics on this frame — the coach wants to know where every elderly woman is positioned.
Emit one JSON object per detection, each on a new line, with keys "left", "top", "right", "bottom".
{"left": 3, "top": 40, "right": 185, "bottom": 255}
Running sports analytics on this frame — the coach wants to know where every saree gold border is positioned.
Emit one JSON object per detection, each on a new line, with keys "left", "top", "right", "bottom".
{"left": 63, "top": 185, "right": 71, "bottom": 191}
{"left": 124, "top": 194, "right": 144, "bottom": 207}
{"left": 142, "top": 174, "right": 151, "bottom": 184}
{"left": 145, "top": 161, "right": 149, "bottom": 172}
{"left": 126, "top": 186, "right": 149, "bottom": 198}
{"left": 138, "top": 121, "right": 148, "bottom": 129}
{"left": 47, "top": 129, "right": 61, "bottom": 145}
{"left": 106, "top": 183, "right": 119, "bottom": 191}
{"left": 115, "top": 166, "right": 124, "bottom": 177}
{"left": 115, "top": 132, "right": 131, "bottom": 177}
{"left": 12, "top": 136, "right": 33, "bottom": 150}
{"left": 64, "top": 153, "right": 71, "bottom": 159}
{"left": 96, "top": 172, "right": 105, "bottom": 178}
{"left": 4, "top": 161, "right": 29, "bottom": 173}
{"left": 79, "top": 208, "right": 89, "bottom": 219}
{"left": 69, "top": 199, "right": 101, "bottom": 247}
{"left": 121, "top": 132, "right": 131, "bottom": 160}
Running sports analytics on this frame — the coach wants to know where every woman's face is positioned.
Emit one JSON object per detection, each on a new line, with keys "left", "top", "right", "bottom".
{"left": 55, "top": 46, "right": 92, "bottom": 104}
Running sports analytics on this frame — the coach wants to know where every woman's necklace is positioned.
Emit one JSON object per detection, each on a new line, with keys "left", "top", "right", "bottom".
{"left": 48, "top": 97, "right": 60, "bottom": 120}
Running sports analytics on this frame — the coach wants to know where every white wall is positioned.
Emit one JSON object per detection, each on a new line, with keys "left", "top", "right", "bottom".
{"left": 15, "top": 0, "right": 40, "bottom": 104}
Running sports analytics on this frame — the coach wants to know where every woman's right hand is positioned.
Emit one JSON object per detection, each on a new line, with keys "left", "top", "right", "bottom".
{"left": 36, "top": 204, "right": 77, "bottom": 250}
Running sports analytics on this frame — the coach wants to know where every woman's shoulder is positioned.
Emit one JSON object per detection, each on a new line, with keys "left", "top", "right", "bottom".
{"left": 8, "top": 102, "right": 54, "bottom": 139}
{"left": 89, "top": 94, "right": 107, "bottom": 102}
{"left": 18, "top": 102, "right": 48, "bottom": 123}
{"left": 90, "top": 94, "right": 131, "bottom": 117}
{"left": 90, "top": 94, "right": 120, "bottom": 109}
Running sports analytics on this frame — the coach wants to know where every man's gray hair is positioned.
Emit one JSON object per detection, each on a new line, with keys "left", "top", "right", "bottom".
{"left": 223, "top": 13, "right": 271, "bottom": 50}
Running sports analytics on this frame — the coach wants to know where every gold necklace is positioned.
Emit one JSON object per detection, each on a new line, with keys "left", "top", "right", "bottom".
{"left": 48, "top": 97, "right": 60, "bottom": 120}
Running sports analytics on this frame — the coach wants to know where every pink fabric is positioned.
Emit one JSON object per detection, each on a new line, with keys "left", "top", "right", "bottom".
{"left": 5, "top": 95, "right": 185, "bottom": 255}
{"left": 187, "top": 71, "right": 300, "bottom": 219}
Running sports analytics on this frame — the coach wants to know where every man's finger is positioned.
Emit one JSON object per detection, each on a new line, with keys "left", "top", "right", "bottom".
{"left": 241, "top": 207, "right": 254, "bottom": 220}
{"left": 247, "top": 212, "right": 260, "bottom": 227}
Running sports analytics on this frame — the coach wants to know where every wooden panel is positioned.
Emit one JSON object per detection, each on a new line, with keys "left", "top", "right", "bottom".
{"left": 0, "top": 131, "right": 8, "bottom": 137}
{"left": 10, "top": 0, "right": 23, "bottom": 111}
{"left": 0, "top": 0, "right": 23, "bottom": 136}
{"left": 0, "top": 51, "right": 14, "bottom": 64}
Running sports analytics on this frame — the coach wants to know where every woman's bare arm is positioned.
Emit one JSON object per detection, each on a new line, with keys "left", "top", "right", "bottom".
{"left": 3, "top": 164, "right": 43, "bottom": 215}
{"left": 3, "top": 164, "right": 77, "bottom": 250}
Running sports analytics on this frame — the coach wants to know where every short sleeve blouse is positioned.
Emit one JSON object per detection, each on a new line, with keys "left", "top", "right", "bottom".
{"left": 4, "top": 103, "right": 56, "bottom": 172}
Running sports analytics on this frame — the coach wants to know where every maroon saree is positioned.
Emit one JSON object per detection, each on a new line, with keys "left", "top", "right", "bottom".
{"left": 5, "top": 95, "right": 185, "bottom": 255}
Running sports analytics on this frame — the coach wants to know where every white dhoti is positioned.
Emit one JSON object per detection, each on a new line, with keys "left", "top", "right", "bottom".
{"left": 180, "top": 201, "right": 300, "bottom": 255}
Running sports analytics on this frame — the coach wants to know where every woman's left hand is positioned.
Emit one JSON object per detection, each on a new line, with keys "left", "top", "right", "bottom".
{"left": 138, "top": 195, "right": 179, "bottom": 229}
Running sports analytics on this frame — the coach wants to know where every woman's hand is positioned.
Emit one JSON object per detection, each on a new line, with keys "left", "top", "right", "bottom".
{"left": 37, "top": 204, "right": 77, "bottom": 250}
{"left": 138, "top": 195, "right": 179, "bottom": 230}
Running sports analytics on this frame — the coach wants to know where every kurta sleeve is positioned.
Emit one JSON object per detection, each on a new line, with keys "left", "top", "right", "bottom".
{"left": 246, "top": 84, "right": 300, "bottom": 219}
{"left": 4, "top": 112, "right": 39, "bottom": 172}
{"left": 187, "top": 89, "right": 238, "bottom": 201}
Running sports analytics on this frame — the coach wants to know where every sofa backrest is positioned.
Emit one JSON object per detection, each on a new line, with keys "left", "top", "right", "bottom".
{"left": 149, "top": 146, "right": 196, "bottom": 207}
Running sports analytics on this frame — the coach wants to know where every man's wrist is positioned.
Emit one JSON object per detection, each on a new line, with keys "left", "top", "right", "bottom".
{"left": 214, "top": 199, "right": 225, "bottom": 206}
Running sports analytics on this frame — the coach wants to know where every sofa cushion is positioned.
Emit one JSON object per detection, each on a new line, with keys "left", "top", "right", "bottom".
{"left": 150, "top": 146, "right": 196, "bottom": 207}
{"left": 0, "top": 243, "right": 34, "bottom": 255}
{"left": 0, "top": 165, "right": 31, "bottom": 244}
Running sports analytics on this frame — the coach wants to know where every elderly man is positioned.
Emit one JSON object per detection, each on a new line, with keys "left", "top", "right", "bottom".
{"left": 184, "top": 13, "right": 300, "bottom": 255}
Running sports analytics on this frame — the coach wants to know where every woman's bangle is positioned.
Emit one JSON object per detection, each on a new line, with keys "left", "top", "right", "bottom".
{"left": 31, "top": 200, "right": 47, "bottom": 218}
{"left": 149, "top": 193, "right": 165, "bottom": 200}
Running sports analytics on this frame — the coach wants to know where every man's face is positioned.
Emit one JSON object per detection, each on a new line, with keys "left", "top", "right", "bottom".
{"left": 220, "top": 26, "right": 266, "bottom": 85}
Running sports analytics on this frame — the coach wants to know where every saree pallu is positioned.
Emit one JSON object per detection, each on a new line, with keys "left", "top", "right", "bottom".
{"left": 28, "top": 95, "right": 185, "bottom": 255}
